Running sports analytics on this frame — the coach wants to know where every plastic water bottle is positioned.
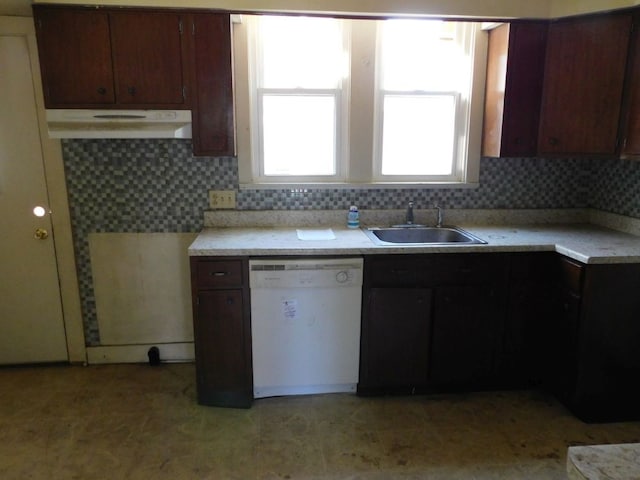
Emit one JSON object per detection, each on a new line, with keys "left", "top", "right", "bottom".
{"left": 347, "top": 205, "right": 360, "bottom": 229}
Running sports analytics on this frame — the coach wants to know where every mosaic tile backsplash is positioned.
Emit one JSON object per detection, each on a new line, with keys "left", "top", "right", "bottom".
{"left": 61, "top": 139, "right": 639, "bottom": 345}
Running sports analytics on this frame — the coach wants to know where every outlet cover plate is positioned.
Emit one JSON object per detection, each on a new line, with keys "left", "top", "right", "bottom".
{"left": 209, "top": 190, "right": 236, "bottom": 209}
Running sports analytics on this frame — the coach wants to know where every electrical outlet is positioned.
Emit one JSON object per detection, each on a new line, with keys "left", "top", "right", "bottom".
{"left": 209, "top": 190, "right": 236, "bottom": 209}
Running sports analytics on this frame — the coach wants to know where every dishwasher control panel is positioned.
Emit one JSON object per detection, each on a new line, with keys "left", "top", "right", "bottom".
{"left": 249, "top": 258, "right": 363, "bottom": 289}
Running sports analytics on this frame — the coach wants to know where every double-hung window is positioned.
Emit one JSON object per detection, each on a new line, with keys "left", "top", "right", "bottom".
{"left": 236, "top": 15, "right": 485, "bottom": 187}
{"left": 249, "top": 16, "right": 348, "bottom": 183}
{"left": 374, "top": 20, "right": 476, "bottom": 182}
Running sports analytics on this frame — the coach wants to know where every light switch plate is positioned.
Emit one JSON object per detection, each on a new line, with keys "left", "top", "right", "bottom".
{"left": 209, "top": 190, "right": 236, "bottom": 209}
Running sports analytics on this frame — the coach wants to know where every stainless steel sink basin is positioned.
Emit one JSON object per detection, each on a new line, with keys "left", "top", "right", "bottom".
{"left": 363, "top": 226, "right": 486, "bottom": 246}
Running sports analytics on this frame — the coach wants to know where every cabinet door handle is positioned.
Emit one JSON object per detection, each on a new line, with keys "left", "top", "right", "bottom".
{"left": 127, "top": 86, "right": 137, "bottom": 96}
{"left": 549, "top": 137, "right": 559, "bottom": 146}
{"left": 211, "top": 271, "right": 228, "bottom": 277}
{"left": 97, "top": 87, "right": 107, "bottom": 95}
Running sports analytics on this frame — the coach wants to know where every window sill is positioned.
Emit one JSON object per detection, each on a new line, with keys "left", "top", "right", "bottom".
{"left": 239, "top": 182, "right": 480, "bottom": 190}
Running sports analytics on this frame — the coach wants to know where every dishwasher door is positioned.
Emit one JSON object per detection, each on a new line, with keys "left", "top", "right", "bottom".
{"left": 249, "top": 258, "right": 363, "bottom": 398}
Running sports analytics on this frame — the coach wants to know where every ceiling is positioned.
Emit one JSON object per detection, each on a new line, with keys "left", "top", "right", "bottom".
{"left": 2, "top": 0, "right": 638, "bottom": 20}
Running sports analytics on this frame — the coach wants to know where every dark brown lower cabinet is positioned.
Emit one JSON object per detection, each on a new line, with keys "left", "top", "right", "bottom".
{"left": 188, "top": 251, "right": 640, "bottom": 422}
{"left": 499, "top": 252, "right": 556, "bottom": 387}
{"left": 190, "top": 257, "right": 252, "bottom": 408}
{"left": 359, "top": 253, "right": 509, "bottom": 394}
{"left": 358, "top": 287, "right": 432, "bottom": 394}
{"left": 429, "top": 285, "right": 503, "bottom": 389}
{"left": 549, "top": 257, "right": 640, "bottom": 422}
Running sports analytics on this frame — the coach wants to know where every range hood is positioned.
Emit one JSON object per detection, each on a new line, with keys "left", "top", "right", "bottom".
{"left": 45, "top": 109, "right": 192, "bottom": 139}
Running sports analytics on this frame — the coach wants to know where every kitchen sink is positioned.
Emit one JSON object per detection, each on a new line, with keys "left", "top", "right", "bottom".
{"left": 363, "top": 226, "right": 487, "bottom": 246}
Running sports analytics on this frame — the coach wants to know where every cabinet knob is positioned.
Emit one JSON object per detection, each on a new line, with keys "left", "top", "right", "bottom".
{"left": 226, "top": 297, "right": 234, "bottom": 305}
{"left": 97, "top": 87, "right": 107, "bottom": 95}
{"left": 548, "top": 137, "right": 559, "bottom": 146}
{"left": 128, "top": 86, "right": 137, "bottom": 96}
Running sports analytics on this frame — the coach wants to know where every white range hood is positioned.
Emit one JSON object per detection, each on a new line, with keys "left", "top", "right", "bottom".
{"left": 45, "top": 109, "right": 192, "bottom": 139}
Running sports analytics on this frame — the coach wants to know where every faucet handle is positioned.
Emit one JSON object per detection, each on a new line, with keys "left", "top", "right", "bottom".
{"left": 433, "top": 204, "right": 444, "bottom": 228}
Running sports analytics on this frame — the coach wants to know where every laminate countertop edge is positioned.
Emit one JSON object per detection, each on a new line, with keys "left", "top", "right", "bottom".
{"left": 188, "top": 223, "right": 640, "bottom": 264}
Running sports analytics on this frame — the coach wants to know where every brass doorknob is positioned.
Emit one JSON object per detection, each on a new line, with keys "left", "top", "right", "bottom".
{"left": 34, "top": 228, "right": 48, "bottom": 240}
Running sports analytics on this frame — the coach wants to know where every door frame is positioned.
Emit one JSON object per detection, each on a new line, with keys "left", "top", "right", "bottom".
{"left": 1, "top": 15, "right": 85, "bottom": 363}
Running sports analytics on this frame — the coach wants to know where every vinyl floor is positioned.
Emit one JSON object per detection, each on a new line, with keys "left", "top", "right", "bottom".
{"left": 1, "top": 363, "right": 639, "bottom": 479}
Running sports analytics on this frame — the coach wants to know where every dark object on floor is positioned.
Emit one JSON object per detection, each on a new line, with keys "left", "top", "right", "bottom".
{"left": 148, "top": 346, "right": 160, "bottom": 366}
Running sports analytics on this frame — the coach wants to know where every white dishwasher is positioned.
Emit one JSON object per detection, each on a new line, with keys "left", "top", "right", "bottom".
{"left": 249, "top": 257, "right": 363, "bottom": 399}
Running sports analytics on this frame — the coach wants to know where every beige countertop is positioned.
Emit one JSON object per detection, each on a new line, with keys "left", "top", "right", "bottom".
{"left": 567, "top": 443, "right": 640, "bottom": 479}
{"left": 188, "top": 223, "right": 640, "bottom": 264}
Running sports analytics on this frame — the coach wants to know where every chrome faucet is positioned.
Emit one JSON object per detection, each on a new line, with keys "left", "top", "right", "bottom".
{"left": 434, "top": 204, "right": 444, "bottom": 228}
{"left": 406, "top": 201, "right": 415, "bottom": 225}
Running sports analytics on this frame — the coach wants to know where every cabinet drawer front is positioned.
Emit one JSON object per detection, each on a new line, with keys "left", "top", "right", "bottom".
{"left": 197, "top": 260, "right": 243, "bottom": 287}
{"left": 367, "top": 256, "right": 435, "bottom": 287}
{"left": 556, "top": 257, "right": 583, "bottom": 295}
{"left": 433, "top": 254, "right": 507, "bottom": 284}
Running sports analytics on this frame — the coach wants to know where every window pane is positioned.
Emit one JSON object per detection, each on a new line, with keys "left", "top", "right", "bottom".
{"left": 382, "top": 20, "right": 462, "bottom": 91}
{"left": 260, "top": 16, "right": 344, "bottom": 89}
{"left": 381, "top": 95, "right": 455, "bottom": 176}
{"left": 262, "top": 94, "right": 337, "bottom": 176}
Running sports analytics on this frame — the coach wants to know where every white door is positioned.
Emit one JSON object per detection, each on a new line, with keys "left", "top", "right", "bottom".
{"left": 0, "top": 21, "right": 68, "bottom": 363}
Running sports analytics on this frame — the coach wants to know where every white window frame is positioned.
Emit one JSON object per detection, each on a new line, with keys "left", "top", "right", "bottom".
{"left": 245, "top": 15, "right": 350, "bottom": 184}
{"left": 372, "top": 21, "right": 480, "bottom": 183}
{"left": 255, "top": 89, "right": 346, "bottom": 182}
{"left": 235, "top": 15, "right": 487, "bottom": 189}
{"left": 372, "top": 90, "right": 461, "bottom": 181}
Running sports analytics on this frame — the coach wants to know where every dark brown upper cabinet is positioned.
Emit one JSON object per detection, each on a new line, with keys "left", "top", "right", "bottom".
{"left": 537, "top": 13, "right": 632, "bottom": 155}
{"left": 33, "top": 7, "right": 114, "bottom": 105}
{"left": 619, "top": 12, "right": 640, "bottom": 156}
{"left": 188, "top": 13, "right": 235, "bottom": 156}
{"left": 482, "top": 22, "right": 548, "bottom": 158}
{"left": 110, "top": 11, "right": 188, "bottom": 106}
{"left": 33, "top": 6, "right": 189, "bottom": 108}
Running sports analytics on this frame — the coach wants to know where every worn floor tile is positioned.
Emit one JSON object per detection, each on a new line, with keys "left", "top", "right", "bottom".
{"left": 1, "top": 363, "right": 640, "bottom": 480}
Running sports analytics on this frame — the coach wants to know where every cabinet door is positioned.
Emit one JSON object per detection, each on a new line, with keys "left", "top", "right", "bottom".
{"left": 548, "top": 289, "right": 582, "bottom": 405}
{"left": 621, "top": 14, "right": 640, "bottom": 156}
{"left": 110, "top": 11, "right": 187, "bottom": 105}
{"left": 190, "top": 13, "right": 235, "bottom": 156}
{"left": 430, "top": 285, "right": 501, "bottom": 387}
{"left": 359, "top": 288, "right": 432, "bottom": 391}
{"left": 194, "top": 289, "right": 252, "bottom": 407}
{"left": 34, "top": 7, "right": 115, "bottom": 106}
{"left": 538, "top": 14, "right": 631, "bottom": 155}
{"left": 483, "top": 22, "right": 547, "bottom": 157}
{"left": 500, "top": 253, "right": 555, "bottom": 387}
{"left": 544, "top": 256, "right": 583, "bottom": 406}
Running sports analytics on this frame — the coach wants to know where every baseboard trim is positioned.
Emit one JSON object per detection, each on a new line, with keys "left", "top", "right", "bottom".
{"left": 86, "top": 342, "right": 194, "bottom": 364}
